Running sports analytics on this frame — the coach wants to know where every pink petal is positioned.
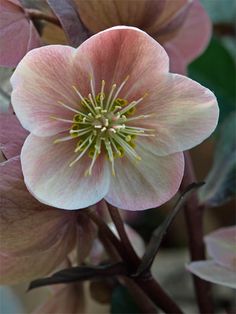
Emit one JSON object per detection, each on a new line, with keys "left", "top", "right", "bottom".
{"left": 163, "top": 43, "right": 186, "bottom": 74}
{"left": 187, "top": 261, "right": 236, "bottom": 289}
{"left": 11, "top": 27, "right": 169, "bottom": 136}
{"left": 0, "top": 157, "right": 76, "bottom": 254}
{"left": 33, "top": 283, "right": 85, "bottom": 314}
{"left": 205, "top": 226, "right": 236, "bottom": 271}
{"left": 166, "top": 0, "right": 211, "bottom": 64}
{"left": 21, "top": 133, "right": 110, "bottom": 209}
{"left": 0, "top": 112, "right": 28, "bottom": 159}
{"left": 105, "top": 142, "right": 184, "bottom": 210}
{"left": 135, "top": 73, "right": 219, "bottom": 156}
{"left": 0, "top": 0, "right": 41, "bottom": 67}
{"left": 72, "top": 26, "right": 169, "bottom": 105}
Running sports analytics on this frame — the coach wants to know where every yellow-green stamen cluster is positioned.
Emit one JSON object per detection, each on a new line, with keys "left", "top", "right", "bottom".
{"left": 54, "top": 77, "right": 155, "bottom": 175}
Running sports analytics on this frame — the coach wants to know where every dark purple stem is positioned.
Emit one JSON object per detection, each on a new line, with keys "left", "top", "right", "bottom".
{"left": 181, "top": 152, "right": 214, "bottom": 313}
{"left": 26, "top": 8, "right": 61, "bottom": 26}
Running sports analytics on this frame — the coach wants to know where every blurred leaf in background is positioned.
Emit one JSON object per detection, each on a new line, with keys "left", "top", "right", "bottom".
{"left": 189, "top": 0, "right": 236, "bottom": 125}
{"left": 111, "top": 285, "right": 139, "bottom": 314}
{"left": 0, "top": 287, "right": 25, "bottom": 314}
{"left": 198, "top": 112, "right": 236, "bottom": 207}
{"left": 188, "top": 37, "right": 236, "bottom": 124}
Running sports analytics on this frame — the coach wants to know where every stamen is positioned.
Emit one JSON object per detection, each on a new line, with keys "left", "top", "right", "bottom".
{"left": 54, "top": 135, "right": 75, "bottom": 144}
{"left": 90, "top": 75, "right": 96, "bottom": 102}
{"left": 105, "top": 83, "right": 116, "bottom": 110}
{"left": 100, "top": 80, "right": 105, "bottom": 109}
{"left": 104, "top": 139, "right": 115, "bottom": 176}
{"left": 72, "top": 86, "right": 96, "bottom": 116}
{"left": 110, "top": 138, "right": 122, "bottom": 156}
{"left": 70, "top": 126, "right": 93, "bottom": 137}
{"left": 57, "top": 101, "right": 80, "bottom": 114}
{"left": 74, "top": 134, "right": 94, "bottom": 152}
{"left": 88, "top": 93, "right": 98, "bottom": 111}
{"left": 50, "top": 116, "right": 74, "bottom": 123}
{"left": 108, "top": 76, "right": 129, "bottom": 112}
{"left": 125, "top": 114, "right": 153, "bottom": 122}
{"left": 118, "top": 94, "right": 147, "bottom": 116}
{"left": 113, "top": 134, "right": 141, "bottom": 161}
{"left": 69, "top": 140, "right": 93, "bottom": 167}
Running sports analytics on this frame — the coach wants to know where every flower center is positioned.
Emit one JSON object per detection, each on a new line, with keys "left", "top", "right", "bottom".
{"left": 53, "top": 77, "right": 155, "bottom": 176}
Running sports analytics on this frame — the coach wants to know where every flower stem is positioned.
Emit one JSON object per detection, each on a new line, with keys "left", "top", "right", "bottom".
{"left": 135, "top": 273, "right": 183, "bottom": 314}
{"left": 106, "top": 203, "right": 140, "bottom": 269}
{"left": 181, "top": 152, "right": 214, "bottom": 313}
{"left": 105, "top": 203, "right": 183, "bottom": 314}
{"left": 25, "top": 9, "right": 61, "bottom": 26}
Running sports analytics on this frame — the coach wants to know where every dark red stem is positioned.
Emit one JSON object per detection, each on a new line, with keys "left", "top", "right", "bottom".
{"left": 181, "top": 152, "right": 214, "bottom": 313}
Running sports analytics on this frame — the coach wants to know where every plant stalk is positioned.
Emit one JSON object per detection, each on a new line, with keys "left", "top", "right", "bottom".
{"left": 181, "top": 152, "right": 214, "bottom": 313}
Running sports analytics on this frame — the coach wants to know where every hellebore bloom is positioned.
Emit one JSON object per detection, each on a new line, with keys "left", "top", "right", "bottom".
{"left": 187, "top": 226, "right": 236, "bottom": 289}
{"left": 75, "top": 0, "right": 211, "bottom": 73}
{"left": 0, "top": 0, "right": 40, "bottom": 67}
{"left": 0, "top": 111, "right": 96, "bottom": 284}
{"left": 11, "top": 27, "right": 219, "bottom": 211}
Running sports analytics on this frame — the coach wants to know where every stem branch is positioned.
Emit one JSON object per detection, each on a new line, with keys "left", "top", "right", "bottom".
{"left": 107, "top": 203, "right": 140, "bottom": 269}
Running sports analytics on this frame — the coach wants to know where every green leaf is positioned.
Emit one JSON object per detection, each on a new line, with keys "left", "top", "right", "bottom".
{"left": 201, "top": 0, "right": 236, "bottom": 23}
{"left": 188, "top": 37, "right": 236, "bottom": 124}
{"left": 111, "top": 284, "right": 140, "bottom": 314}
{"left": 198, "top": 112, "right": 236, "bottom": 206}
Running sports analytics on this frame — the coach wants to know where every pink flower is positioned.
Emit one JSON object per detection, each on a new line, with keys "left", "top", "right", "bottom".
{"left": 0, "top": 112, "right": 96, "bottom": 284}
{"left": 75, "top": 0, "right": 211, "bottom": 73}
{"left": 0, "top": 0, "right": 41, "bottom": 67}
{"left": 187, "top": 226, "right": 236, "bottom": 289}
{"left": 11, "top": 27, "right": 219, "bottom": 211}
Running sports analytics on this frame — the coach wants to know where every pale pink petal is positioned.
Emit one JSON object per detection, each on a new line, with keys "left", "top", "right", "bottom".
{"left": 0, "top": 0, "right": 41, "bottom": 67}
{"left": 166, "top": 0, "right": 211, "bottom": 64}
{"left": 33, "top": 283, "right": 85, "bottom": 314}
{"left": 205, "top": 226, "right": 236, "bottom": 271}
{"left": 105, "top": 143, "right": 184, "bottom": 210}
{"left": 135, "top": 74, "right": 219, "bottom": 156}
{"left": 0, "top": 112, "right": 28, "bottom": 159}
{"left": 187, "top": 261, "right": 236, "bottom": 289}
{"left": 11, "top": 27, "right": 169, "bottom": 136}
{"left": 0, "top": 157, "right": 76, "bottom": 254}
{"left": 21, "top": 134, "right": 110, "bottom": 209}
{"left": 0, "top": 228, "right": 75, "bottom": 285}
